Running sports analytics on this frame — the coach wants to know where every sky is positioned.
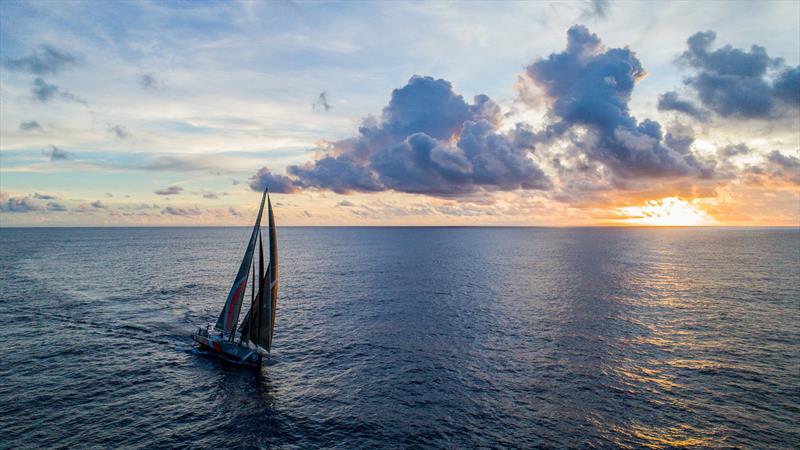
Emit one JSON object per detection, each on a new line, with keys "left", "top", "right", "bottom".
{"left": 1, "top": 0, "right": 798, "bottom": 226}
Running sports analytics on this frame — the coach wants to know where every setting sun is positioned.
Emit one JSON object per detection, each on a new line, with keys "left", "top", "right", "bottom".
{"left": 616, "top": 197, "right": 712, "bottom": 226}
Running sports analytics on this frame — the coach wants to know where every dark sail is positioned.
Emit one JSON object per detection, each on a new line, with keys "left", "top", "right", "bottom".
{"left": 244, "top": 267, "right": 271, "bottom": 351}
{"left": 256, "top": 231, "right": 264, "bottom": 348}
{"left": 214, "top": 187, "right": 268, "bottom": 335}
{"left": 238, "top": 232, "right": 264, "bottom": 345}
{"left": 240, "top": 193, "right": 277, "bottom": 352}
{"left": 238, "top": 300, "right": 253, "bottom": 341}
{"left": 267, "top": 194, "right": 278, "bottom": 349}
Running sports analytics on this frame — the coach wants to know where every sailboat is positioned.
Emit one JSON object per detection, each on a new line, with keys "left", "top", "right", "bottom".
{"left": 192, "top": 187, "right": 278, "bottom": 367}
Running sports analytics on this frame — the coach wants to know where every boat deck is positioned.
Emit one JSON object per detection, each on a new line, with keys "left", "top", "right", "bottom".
{"left": 192, "top": 330, "right": 262, "bottom": 366}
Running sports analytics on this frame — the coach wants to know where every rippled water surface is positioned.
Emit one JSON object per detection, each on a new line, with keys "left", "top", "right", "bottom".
{"left": 1, "top": 227, "right": 798, "bottom": 448}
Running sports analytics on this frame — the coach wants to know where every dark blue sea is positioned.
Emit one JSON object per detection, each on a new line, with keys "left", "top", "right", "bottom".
{"left": 1, "top": 227, "right": 798, "bottom": 449}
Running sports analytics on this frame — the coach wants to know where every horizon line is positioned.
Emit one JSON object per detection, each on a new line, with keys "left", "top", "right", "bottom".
{"left": 1, "top": 224, "right": 798, "bottom": 229}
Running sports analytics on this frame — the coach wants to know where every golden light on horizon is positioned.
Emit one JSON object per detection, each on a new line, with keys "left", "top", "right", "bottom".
{"left": 616, "top": 197, "right": 713, "bottom": 226}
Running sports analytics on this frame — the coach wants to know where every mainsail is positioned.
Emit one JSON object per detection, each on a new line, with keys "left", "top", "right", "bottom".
{"left": 239, "top": 233, "right": 264, "bottom": 347}
{"left": 267, "top": 194, "right": 278, "bottom": 348}
{"left": 214, "top": 187, "right": 268, "bottom": 336}
{"left": 240, "top": 193, "right": 278, "bottom": 352}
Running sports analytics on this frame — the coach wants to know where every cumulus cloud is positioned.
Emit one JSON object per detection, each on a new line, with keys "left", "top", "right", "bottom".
{"left": 672, "top": 30, "right": 799, "bottom": 119}
{"left": 522, "top": 25, "right": 712, "bottom": 180}
{"left": 657, "top": 91, "right": 708, "bottom": 121}
{"left": 249, "top": 166, "right": 303, "bottom": 193}
{"left": 744, "top": 151, "right": 800, "bottom": 186}
{"left": 717, "top": 143, "right": 754, "bottom": 159}
{"left": 4, "top": 46, "right": 77, "bottom": 75}
{"left": 162, "top": 206, "right": 202, "bottom": 216}
{"left": 253, "top": 75, "right": 550, "bottom": 196}
{"left": 773, "top": 67, "right": 800, "bottom": 106}
{"left": 0, "top": 193, "right": 40, "bottom": 213}
{"left": 44, "top": 145, "right": 70, "bottom": 161}
{"left": 19, "top": 120, "right": 43, "bottom": 131}
{"left": 32, "top": 78, "right": 87, "bottom": 104}
{"left": 90, "top": 200, "right": 106, "bottom": 209}
{"left": 202, "top": 192, "right": 219, "bottom": 199}
{"left": 288, "top": 153, "right": 381, "bottom": 194}
{"left": 154, "top": 185, "right": 183, "bottom": 195}
{"left": 241, "top": 26, "right": 793, "bottom": 211}
{"left": 313, "top": 91, "right": 332, "bottom": 111}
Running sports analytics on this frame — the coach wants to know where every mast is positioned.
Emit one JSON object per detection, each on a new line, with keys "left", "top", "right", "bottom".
{"left": 214, "top": 186, "right": 268, "bottom": 337}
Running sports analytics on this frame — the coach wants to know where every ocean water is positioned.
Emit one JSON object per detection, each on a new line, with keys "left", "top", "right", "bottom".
{"left": 0, "top": 227, "right": 798, "bottom": 449}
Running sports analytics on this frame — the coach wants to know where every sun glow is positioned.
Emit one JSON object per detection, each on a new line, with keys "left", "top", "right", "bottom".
{"left": 616, "top": 197, "right": 712, "bottom": 226}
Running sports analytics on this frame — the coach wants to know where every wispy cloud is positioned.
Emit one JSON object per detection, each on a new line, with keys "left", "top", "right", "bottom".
{"left": 107, "top": 124, "right": 130, "bottom": 139}
{"left": 32, "top": 78, "right": 87, "bottom": 105}
{"left": 33, "top": 192, "right": 58, "bottom": 200}
{"left": 162, "top": 206, "right": 202, "bottom": 216}
{"left": 43, "top": 145, "right": 71, "bottom": 161}
{"left": 154, "top": 185, "right": 183, "bottom": 195}
{"left": 46, "top": 202, "right": 67, "bottom": 212}
{"left": 19, "top": 120, "right": 43, "bottom": 131}
{"left": 141, "top": 155, "right": 224, "bottom": 172}
{"left": 4, "top": 45, "right": 77, "bottom": 75}
{"left": 580, "top": 0, "right": 611, "bottom": 20}
{"left": 138, "top": 73, "right": 161, "bottom": 89}
{"left": 312, "top": 91, "right": 332, "bottom": 111}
